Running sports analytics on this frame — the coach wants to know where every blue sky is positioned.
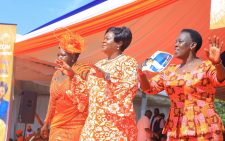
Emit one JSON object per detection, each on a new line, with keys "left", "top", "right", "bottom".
{"left": 0, "top": 0, "right": 94, "bottom": 35}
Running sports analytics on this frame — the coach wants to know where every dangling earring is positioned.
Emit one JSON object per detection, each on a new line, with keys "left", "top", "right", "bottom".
{"left": 71, "top": 57, "right": 75, "bottom": 64}
{"left": 117, "top": 45, "right": 120, "bottom": 50}
{"left": 72, "top": 55, "right": 77, "bottom": 63}
{"left": 190, "top": 42, "right": 197, "bottom": 51}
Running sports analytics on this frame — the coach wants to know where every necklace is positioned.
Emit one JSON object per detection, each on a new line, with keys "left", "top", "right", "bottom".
{"left": 101, "top": 54, "right": 124, "bottom": 66}
{"left": 180, "top": 58, "right": 199, "bottom": 68}
{"left": 107, "top": 54, "right": 124, "bottom": 62}
{"left": 177, "top": 58, "right": 201, "bottom": 73}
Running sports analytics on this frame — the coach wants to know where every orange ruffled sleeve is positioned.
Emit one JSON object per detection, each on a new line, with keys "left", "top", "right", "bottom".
{"left": 206, "top": 60, "right": 225, "bottom": 87}
{"left": 70, "top": 64, "right": 91, "bottom": 112}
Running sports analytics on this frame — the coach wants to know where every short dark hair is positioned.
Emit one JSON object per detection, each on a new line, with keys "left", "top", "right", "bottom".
{"left": 181, "top": 29, "right": 202, "bottom": 52}
{"left": 159, "top": 113, "right": 165, "bottom": 118}
{"left": 0, "top": 81, "right": 8, "bottom": 94}
{"left": 105, "top": 26, "right": 132, "bottom": 52}
{"left": 145, "top": 110, "right": 152, "bottom": 115}
{"left": 154, "top": 108, "right": 159, "bottom": 112}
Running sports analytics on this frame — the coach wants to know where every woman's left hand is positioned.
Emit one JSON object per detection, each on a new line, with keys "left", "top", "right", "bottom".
{"left": 90, "top": 65, "right": 110, "bottom": 79}
{"left": 205, "top": 36, "right": 223, "bottom": 64}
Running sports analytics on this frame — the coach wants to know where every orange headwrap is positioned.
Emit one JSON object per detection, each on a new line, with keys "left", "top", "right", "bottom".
{"left": 54, "top": 27, "right": 85, "bottom": 54}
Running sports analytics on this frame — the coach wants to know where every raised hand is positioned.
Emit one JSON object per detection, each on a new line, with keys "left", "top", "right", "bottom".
{"left": 55, "top": 59, "right": 74, "bottom": 77}
{"left": 205, "top": 36, "right": 223, "bottom": 65}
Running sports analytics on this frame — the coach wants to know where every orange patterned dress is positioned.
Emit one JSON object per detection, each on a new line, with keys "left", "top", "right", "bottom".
{"left": 144, "top": 60, "right": 225, "bottom": 141}
{"left": 45, "top": 64, "right": 90, "bottom": 141}
{"left": 79, "top": 54, "right": 138, "bottom": 141}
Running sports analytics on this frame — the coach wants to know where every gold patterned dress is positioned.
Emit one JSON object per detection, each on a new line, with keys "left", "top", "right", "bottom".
{"left": 79, "top": 54, "right": 138, "bottom": 141}
{"left": 45, "top": 64, "right": 90, "bottom": 141}
{"left": 0, "top": 119, "right": 6, "bottom": 141}
{"left": 144, "top": 60, "right": 225, "bottom": 141}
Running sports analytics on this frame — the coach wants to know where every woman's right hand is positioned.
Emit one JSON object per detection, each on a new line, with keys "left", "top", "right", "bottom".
{"left": 55, "top": 59, "right": 74, "bottom": 78}
{"left": 91, "top": 65, "right": 108, "bottom": 79}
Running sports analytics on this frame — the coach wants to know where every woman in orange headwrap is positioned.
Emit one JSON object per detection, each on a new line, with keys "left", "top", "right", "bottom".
{"left": 41, "top": 30, "right": 90, "bottom": 141}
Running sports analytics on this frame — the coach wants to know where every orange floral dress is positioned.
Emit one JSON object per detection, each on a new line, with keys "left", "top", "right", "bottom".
{"left": 45, "top": 64, "right": 90, "bottom": 141}
{"left": 144, "top": 60, "right": 225, "bottom": 141}
{"left": 79, "top": 54, "right": 138, "bottom": 141}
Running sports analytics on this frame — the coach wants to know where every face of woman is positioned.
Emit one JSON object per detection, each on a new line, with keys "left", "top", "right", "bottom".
{"left": 174, "top": 32, "right": 193, "bottom": 59}
{"left": 102, "top": 31, "right": 120, "bottom": 56}
{"left": 57, "top": 48, "right": 79, "bottom": 65}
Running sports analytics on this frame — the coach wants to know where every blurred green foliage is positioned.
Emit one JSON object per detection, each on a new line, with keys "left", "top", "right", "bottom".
{"left": 215, "top": 99, "right": 225, "bottom": 125}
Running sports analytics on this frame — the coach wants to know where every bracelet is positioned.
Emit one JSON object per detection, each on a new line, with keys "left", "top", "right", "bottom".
{"left": 213, "top": 60, "right": 222, "bottom": 67}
